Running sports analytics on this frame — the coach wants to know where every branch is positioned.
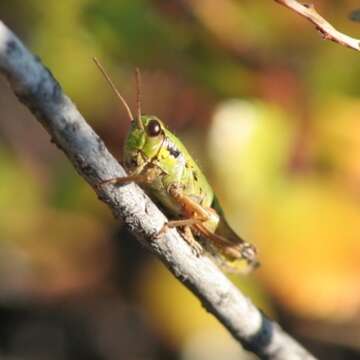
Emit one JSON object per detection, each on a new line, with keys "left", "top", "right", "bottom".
{"left": 275, "top": 0, "right": 360, "bottom": 51}
{"left": 0, "top": 21, "right": 316, "bottom": 360}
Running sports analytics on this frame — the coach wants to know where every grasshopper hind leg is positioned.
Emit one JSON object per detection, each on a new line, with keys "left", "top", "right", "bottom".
{"left": 194, "top": 223, "right": 259, "bottom": 273}
{"left": 165, "top": 184, "right": 259, "bottom": 271}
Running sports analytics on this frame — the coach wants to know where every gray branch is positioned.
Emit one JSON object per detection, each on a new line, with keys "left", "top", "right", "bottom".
{"left": 0, "top": 21, "right": 316, "bottom": 360}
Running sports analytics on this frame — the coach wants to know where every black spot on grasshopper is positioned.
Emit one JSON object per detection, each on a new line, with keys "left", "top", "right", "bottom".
{"left": 165, "top": 138, "right": 181, "bottom": 159}
{"left": 167, "top": 145, "right": 180, "bottom": 158}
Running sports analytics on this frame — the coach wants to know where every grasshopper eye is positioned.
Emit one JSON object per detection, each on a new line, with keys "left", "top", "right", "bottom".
{"left": 147, "top": 119, "right": 162, "bottom": 137}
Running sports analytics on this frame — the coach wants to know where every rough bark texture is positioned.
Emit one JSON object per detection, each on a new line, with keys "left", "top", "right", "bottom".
{"left": 0, "top": 21, "right": 316, "bottom": 360}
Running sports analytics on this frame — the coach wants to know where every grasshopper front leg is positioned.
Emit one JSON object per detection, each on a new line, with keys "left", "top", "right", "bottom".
{"left": 97, "top": 165, "right": 161, "bottom": 188}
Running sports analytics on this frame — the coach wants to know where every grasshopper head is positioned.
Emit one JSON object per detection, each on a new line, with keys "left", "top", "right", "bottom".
{"left": 124, "top": 115, "right": 166, "bottom": 171}
{"left": 92, "top": 59, "right": 167, "bottom": 170}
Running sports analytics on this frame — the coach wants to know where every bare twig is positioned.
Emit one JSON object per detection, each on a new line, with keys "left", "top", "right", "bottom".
{"left": 275, "top": 0, "right": 360, "bottom": 51}
{"left": 0, "top": 21, "right": 316, "bottom": 359}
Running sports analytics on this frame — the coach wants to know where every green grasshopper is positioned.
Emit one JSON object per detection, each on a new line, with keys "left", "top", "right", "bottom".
{"left": 94, "top": 59, "right": 259, "bottom": 273}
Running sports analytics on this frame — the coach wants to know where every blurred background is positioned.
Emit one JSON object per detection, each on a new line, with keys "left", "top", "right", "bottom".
{"left": 1, "top": 0, "right": 360, "bottom": 359}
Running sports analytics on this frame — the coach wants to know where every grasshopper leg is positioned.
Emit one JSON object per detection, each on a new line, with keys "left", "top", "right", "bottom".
{"left": 159, "top": 219, "right": 204, "bottom": 256}
{"left": 183, "top": 226, "right": 203, "bottom": 256}
{"left": 167, "top": 183, "right": 258, "bottom": 269}
{"left": 167, "top": 184, "right": 211, "bottom": 220}
{"left": 97, "top": 166, "right": 159, "bottom": 188}
{"left": 98, "top": 173, "right": 146, "bottom": 187}
{"left": 158, "top": 183, "right": 214, "bottom": 256}
{"left": 194, "top": 223, "right": 259, "bottom": 270}
{"left": 166, "top": 218, "right": 204, "bottom": 228}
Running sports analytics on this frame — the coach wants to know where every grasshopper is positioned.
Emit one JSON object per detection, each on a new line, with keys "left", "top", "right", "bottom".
{"left": 94, "top": 59, "right": 259, "bottom": 273}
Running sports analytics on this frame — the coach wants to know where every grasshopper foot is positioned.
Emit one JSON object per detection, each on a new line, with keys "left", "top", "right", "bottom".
{"left": 240, "top": 243, "right": 260, "bottom": 270}
{"left": 192, "top": 242, "right": 203, "bottom": 257}
{"left": 157, "top": 223, "right": 169, "bottom": 238}
{"left": 95, "top": 178, "right": 117, "bottom": 190}
{"left": 182, "top": 226, "right": 203, "bottom": 257}
{"left": 157, "top": 223, "right": 203, "bottom": 257}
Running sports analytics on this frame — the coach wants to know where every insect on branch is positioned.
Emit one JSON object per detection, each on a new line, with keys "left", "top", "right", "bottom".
{"left": 274, "top": 0, "right": 360, "bottom": 51}
{"left": 0, "top": 21, "right": 316, "bottom": 360}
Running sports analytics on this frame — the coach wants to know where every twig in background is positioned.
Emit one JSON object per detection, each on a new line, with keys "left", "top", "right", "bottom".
{"left": 274, "top": 0, "right": 360, "bottom": 51}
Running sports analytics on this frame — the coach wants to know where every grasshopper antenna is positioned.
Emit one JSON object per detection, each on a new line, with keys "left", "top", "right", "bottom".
{"left": 135, "top": 67, "right": 143, "bottom": 130}
{"left": 93, "top": 57, "right": 135, "bottom": 124}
